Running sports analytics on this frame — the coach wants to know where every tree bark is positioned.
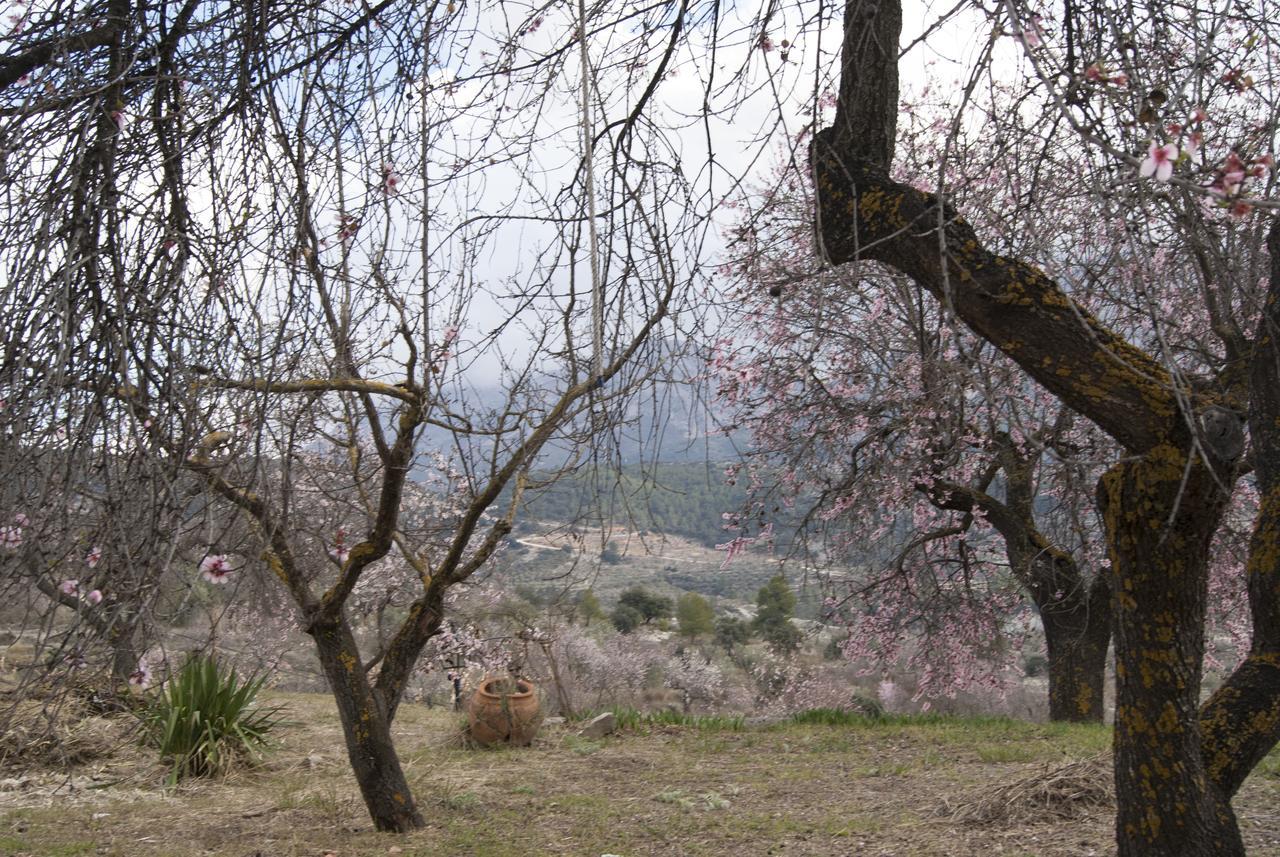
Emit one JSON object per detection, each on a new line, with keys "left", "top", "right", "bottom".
{"left": 1098, "top": 447, "right": 1241, "bottom": 855}
{"left": 1039, "top": 574, "right": 1110, "bottom": 723}
{"left": 309, "top": 617, "right": 424, "bottom": 833}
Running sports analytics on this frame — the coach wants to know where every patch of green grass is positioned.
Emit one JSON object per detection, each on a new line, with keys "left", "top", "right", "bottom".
{"left": 562, "top": 734, "right": 605, "bottom": 755}
{"left": 438, "top": 790, "right": 481, "bottom": 811}
{"left": 1254, "top": 747, "right": 1280, "bottom": 779}
{"left": 0, "top": 838, "right": 96, "bottom": 857}
{"left": 976, "top": 744, "right": 1038, "bottom": 763}
{"left": 571, "top": 705, "right": 746, "bottom": 733}
{"left": 789, "top": 707, "right": 882, "bottom": 726}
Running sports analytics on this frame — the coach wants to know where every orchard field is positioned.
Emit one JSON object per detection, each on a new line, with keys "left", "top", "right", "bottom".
{"left": 4, "top": 690, "right": 1280, "bottom": 857}
{"left": 4, "top": 0, "right": 1280, "bottom": 852}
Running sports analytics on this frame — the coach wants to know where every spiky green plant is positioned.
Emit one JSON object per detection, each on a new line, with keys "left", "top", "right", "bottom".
{"left": 138, "top": 654, "right": 288, "bottom": 783}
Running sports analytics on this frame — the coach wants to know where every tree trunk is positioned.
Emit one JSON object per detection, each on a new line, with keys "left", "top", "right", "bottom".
{"left": 1098, "top": 445, "right": 1242, "bottom": 856}
{"left": 1039, "top": 580, "right": 1110, "bottom": 723}
{"left": 309, "top": 617, "right": 424, "bottom": 833}
{"left": 108, "top": 621, "right": 139, "bottom": 687}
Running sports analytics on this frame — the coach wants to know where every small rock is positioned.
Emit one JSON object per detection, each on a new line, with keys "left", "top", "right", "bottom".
{"left": 305, "top": 753, "right": 324, "bottom": 769}
{"left": 543, "top": 716, "right": 566, "bottom": 727}
{"left": 578, "top": 712, "right": 616, "bottom": 739}
{"left": 91, "top": 813, "right": 110, "bottom": 821}
{"left": 0, "top": 777, "right": 30, "bottom": 790}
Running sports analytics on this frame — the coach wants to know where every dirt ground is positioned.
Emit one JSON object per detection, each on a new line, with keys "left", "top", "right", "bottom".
{"left": 1, "top": 692, "right": 1278, "bottom": 857}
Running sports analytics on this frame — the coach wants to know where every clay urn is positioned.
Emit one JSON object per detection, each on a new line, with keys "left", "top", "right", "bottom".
{"left": 467, "top": 676, "right": 542, "bottom": 747}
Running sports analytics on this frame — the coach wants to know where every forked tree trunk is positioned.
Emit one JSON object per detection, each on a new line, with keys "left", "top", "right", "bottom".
{"left": 308, "top": 617, "right": 424, "bottom": 833}
{"left": 930, "top": 469, "right": 1112, "bottom": 723}
{"left": 1098, "top": 445, "right": 1241, "bottom": 856}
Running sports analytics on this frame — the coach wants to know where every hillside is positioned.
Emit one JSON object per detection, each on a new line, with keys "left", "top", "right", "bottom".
{"left": 514, "top": 460, "right": 807, "bottom": 549}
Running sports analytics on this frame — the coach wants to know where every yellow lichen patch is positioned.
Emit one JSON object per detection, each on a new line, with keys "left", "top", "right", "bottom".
{"left": 857, "top": 187, "right": 906, "bottom": 231}
{"left": 1075, "top": 681, "right": 1095, "bottom": 716}
{"left": 262, "top": 550, "right": 290, "bottom": 584}
{"left": 339, "top": 651, "right": 358, "bottom": 673}
{"left": 1155, "top": 704, "right": 1180, "bottom": 735}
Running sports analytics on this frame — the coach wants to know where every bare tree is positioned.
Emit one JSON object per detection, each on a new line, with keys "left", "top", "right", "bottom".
{"left": 2, "top": 0, "right": 704, "bottom": 832}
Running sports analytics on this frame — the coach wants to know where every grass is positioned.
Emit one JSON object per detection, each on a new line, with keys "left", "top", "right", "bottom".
{"left": 2, "top": 690, "right": 1279, "bottom": 857}
{"left": 580, "top": 705, "right": 746, "bottom": 732}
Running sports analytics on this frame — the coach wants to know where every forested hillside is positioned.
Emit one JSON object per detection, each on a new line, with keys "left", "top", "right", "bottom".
{"left": 515, "top": 461, "right": 780, "bottom": 547}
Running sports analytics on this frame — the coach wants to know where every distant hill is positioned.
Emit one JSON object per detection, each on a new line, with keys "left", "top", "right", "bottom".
{"left": 516, "top": 461, "right": 750, "bottom": 547}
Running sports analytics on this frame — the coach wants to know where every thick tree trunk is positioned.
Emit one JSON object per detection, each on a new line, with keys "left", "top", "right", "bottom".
{"left": 1098, "top": 445, "right": 1241, "bottom": 856}
{"left": 1039, "top": 580, "right": 1110, "bottom": 723}
{"left": 309, "top": 617, "right": 424, "bottom": 833}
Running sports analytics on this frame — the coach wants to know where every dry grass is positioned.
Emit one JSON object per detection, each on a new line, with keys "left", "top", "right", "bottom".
{"left": 943, "top": 754, "right": 1114, "bottom": 825}
{"left": 0, "top": 691, "right": 1277, "bottom": 856}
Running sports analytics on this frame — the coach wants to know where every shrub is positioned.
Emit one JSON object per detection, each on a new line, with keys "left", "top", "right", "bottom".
{"left": 618, "top": 587, "right": 672, "bottom": 624}
{"left": 138, "top": 654, "right": 288, "bottom": 783}
{"left": 611, "top": 604, "right": 644, "bottom": 634}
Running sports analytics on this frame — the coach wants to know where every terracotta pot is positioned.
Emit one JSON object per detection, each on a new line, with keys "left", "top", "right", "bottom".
{"left": 467, "top": 677, "right": 542, "bottom": 747}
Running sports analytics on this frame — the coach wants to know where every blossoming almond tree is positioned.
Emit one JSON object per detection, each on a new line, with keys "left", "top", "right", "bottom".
{"left": 716, "top": 139, "right": 1119, "bottom": 719}
{"left": 813, "top": 0, "right": 1276, "bottom": 852}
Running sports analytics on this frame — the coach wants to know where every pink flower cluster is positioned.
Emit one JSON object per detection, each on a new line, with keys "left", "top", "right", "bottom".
{"left": 200, "top": 554, "right": 234, "bottom": 584}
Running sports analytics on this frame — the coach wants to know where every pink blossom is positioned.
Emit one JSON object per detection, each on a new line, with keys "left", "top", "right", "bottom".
{"left": 1019, "top": 15, "right": 1044, "bottom": 48}
{"left": 86, "top": 589, "right": 103, "bottom": 605}
{"left": 86, "top": 546, "right": 102, "bottom": 568}
{"left": 59, "top": 579, "right": 79, "bottom": 596}
{"left": 381, "top": 161, "right": 400, "bottom": 195}
{"left": 199, "top": 554, "right": 234, "bottom": 584}
{"left": 13, "top": 513, "right": 28, "bottom": 527}
{"left": 330, "top": 545, "right": 351, "bottom": 564}
{"left": 1186, "top": 131, "right": 1203, "bottom": 160}
{"left": 1139, "top": 142, "right": 1179, "bottom": 182}
{"left": 0, "top": 526, "right": 22, "bottom": 549}
{"left": 1209, "top": 152, "right": 1247, "bottom": 197}
{"left": 128, "top": 660, "right": 152, "bottom": 689}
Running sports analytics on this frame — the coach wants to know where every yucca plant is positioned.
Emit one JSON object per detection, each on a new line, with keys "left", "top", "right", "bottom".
{"left": 138, "top": 653, "right": 288, "bottom": 783}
